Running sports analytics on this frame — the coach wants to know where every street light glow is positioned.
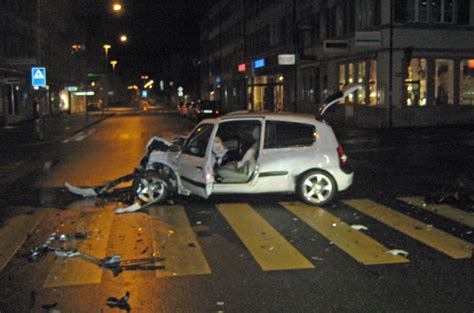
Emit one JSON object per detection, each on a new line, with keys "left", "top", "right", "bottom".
{"left": 120, "top": 35, "right": 128, "bottom": 43}
{"left": 110, "top": 60, "right": 118, "bottom": 71}
{"left": 113, "top": 3, "right": 122, "bottom": 12}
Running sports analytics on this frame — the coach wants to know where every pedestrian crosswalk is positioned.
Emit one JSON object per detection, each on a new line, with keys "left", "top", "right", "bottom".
{"left": 0, "top": 197, "right": 472, "bottom": 288}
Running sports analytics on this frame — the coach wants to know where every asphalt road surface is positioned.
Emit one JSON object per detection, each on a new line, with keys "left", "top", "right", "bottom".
{"left": 0, "top": 112, "right": 472, "bottom": 312}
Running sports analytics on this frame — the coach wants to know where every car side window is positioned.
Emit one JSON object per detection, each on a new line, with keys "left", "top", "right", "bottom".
{"left": 183, "top": 124, "right": 214, "bottom": 157}
{"left": 264, "top": 121, "right": 316, "bottom": 149}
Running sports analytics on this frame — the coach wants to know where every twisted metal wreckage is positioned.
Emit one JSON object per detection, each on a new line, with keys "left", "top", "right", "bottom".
{"left": 28, "top": 232, "right": 165, "bottom": 277}
{"left": 65, "top": 135, "right": 186, "bottom": 214}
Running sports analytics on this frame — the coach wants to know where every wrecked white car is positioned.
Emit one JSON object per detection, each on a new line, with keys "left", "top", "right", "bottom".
{"left": 67, "top": 85, "right": 359, "bottom": 213}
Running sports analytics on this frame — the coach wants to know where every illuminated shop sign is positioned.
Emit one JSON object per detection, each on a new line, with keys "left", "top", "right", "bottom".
{"left": 238, "top": 63, "right": 246, "bottom": 72}
{"left": 468, "top": 60, "right": 474, "bottom": 69}
{"left": 253, "top": 58, "right": 266, "bottom": 69}
{"left": 216, "top": 75, "right": 221, "bottom": 84}
{"left": 278, "top": 54, "right": 296, "bottom": 65}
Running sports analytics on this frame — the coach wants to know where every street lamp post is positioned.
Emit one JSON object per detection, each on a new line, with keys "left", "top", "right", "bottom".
{"left": 103, "top": 44, "right": 111, "bottom": 73}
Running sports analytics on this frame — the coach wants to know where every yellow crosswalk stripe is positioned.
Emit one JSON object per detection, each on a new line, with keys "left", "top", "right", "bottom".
{"left": 398, "top": 197, "right": 474, "bottom": 228}
{"left": 217, "top": 203, "right": 314, "bottom": 271}
{"left": 281, "top": 202, "right": 409, "bottom": 265}
{"left": 0, "top": 212, "right": 45, "bottom": 272}
{"left": 343, "top": 199, "right": 473, "bottom": 259}
{"left": 149, "top": 205, "right": 211, "bottom": 277}
{"left": 43, "top": 210, "right": 114, "bottom": 287}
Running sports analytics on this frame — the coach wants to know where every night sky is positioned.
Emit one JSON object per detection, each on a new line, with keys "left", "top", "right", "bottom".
{"left": 106, "top": 0, "right": 214, "bottom": 82}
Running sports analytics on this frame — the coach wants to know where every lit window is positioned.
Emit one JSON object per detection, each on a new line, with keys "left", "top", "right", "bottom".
{"left": 405, "top": 58, "right": 427, "bottom": 107}
{"left": 460, "top": 60, "right": 474, "bottom": 105}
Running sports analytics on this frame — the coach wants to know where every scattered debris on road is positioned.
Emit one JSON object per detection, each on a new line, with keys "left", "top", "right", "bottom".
{"left": 106, "top": 291, "right": 131, "bottom": 312}
{"left": 385, "top": 249, "right": 409, "bottom": 257}
{"left": 28, "top": 234, "right": 165, "bottom": 277}
{"left": 351, "top": 224, "right": 368, "bottom": 231}
{"left": 425, "top": 175, "right": 474, "bottom": 211}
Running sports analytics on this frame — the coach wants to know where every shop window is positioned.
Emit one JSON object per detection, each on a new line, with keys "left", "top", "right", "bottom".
{"left": 459, "top": 60, "right": 474, "bottom": 105}
{"left": 338, "top": 64, "right": 346, "bottom": 104}
{"left": 369, "top": 60, "right": 378, "bottom": 105}
{"left": 435, "top": 59, "right": 453, "bottom": 105}
{"left": 357, "top": 62, "right": 366, "bottom": 104}
{"left": 338, "top": 64, "right": 346, "bottom": 90}
{"left": 405, "top": 58, "right": 427, "bottom": 106}
{"left": 348, "top": 63, "right": 354, "bottom": 103}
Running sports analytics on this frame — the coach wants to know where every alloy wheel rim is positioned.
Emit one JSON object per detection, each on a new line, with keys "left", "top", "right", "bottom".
{"left": 137, "top": 177, "right": 165, "bottom": 203}
{"left": 303, "top": 174, "right": 333, "bottom": 203}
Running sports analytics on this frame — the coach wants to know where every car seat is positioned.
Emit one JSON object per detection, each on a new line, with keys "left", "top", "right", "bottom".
{"left": 215, "top": 126, "right": 259, "bottom": 183}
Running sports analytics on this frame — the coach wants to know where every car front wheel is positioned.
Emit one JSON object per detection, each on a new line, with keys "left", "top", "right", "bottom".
{"left": 297, "top": 170, "right": 337, "bottom": 206}
{"left": 132, "top": 172, "right": 169, "bottom": 204}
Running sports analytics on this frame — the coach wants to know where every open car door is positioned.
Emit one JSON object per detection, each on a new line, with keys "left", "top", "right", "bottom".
{"left": 178, "top": 123, "right": 216, "bottom": 198}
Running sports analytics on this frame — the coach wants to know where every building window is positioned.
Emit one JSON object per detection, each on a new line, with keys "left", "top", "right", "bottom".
{"left": 357, "top": 62, "right": 366, "bottom": 104}
{"left": 460, "top": 60, "right": 474, "bottom": 105}
{"left": 435, "top": 59, "right": 453, "bottom": 105}
{"left": 406, "top": 58, "right": 427, "bottom": 106}
{"left": 457, "top": 0, "right": 470, "bottom": 24}
{"left": 396, "top": 0, "right": 466, "bottom": 23}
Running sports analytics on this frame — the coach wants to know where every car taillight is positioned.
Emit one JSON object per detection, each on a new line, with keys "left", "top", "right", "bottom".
{"left": 337, "top": 146, "right": 348, "bottom": 166}
{"left": 216, "top": 110, "right": 219, "bottom": 115}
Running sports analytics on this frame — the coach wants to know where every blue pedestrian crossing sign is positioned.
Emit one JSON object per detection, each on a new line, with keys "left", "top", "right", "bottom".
{"left": 31, "top": 67, "right": 46, "bottom": 87}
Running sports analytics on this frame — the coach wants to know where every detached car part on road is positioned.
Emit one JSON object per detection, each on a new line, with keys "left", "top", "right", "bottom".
{"left": 67, "top": 85, "right": 360, "bottom": 212}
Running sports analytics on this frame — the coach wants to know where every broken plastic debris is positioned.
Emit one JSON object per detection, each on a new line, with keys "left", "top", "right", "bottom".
{"left": 65, "top": 182, "right": 97, "bottom": 197}
{"left": 195, "top": 221, "right": 202, "bottom": 225}
{"left": 106, "top": 291, "right": 131, "bottom": 311}
{"left": 385, "top": 249, "right": 409, "bottom": 257}
{"left": 311, "top": 256, "right": 322, "bottom": 261}
{"left": 331, "top": 223, "right": 337, "bottom": 228}
{"left": 350, "top": 224, "right": 368, "bottom": 231}
{"left": 217, "top": 302, "right": 224, "bottom": 306}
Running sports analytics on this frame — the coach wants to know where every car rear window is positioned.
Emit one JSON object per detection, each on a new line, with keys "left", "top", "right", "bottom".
{"left": 200, "top": 101, "right": 219, "bottom": 110}
{"left": 264, "top": 121, "right": 316, "bottom": 149}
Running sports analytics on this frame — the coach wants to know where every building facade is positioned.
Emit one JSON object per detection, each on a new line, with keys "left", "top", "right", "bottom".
{"left": 200, "top": 0, "right": 474, "bottom": 127}
{"left": 0, "top": 0, "right": 82, "bottom": 125}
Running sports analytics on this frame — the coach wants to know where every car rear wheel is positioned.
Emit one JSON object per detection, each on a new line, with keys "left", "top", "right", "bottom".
{"left": 132, "top": 171, "right": 169, "bottom": 204}
{"left": 297, "top": 170, "right": 337, "bottom": 206}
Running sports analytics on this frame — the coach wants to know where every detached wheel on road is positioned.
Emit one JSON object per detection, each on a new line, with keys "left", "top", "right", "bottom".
{"left": 132, "top": 171, "right": 169, "bottom": 204}
{"left": 297, "top": 170, "right": 337, "bottom": 206}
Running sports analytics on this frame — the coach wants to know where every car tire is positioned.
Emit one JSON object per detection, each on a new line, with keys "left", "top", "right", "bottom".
{"left": 132, "top": 171, "right": 170, "bottom": 204}
{"left": 297, "top": 169, "right": 337, "bottom": 206}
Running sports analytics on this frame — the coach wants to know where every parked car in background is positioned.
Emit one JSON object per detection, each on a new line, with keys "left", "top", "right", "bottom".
{"left": 87, "top": 99, "right": 102, "bottom": 111}
{"left": 191, "top": 100, "right": 221, "bottom": 121}
{"left": 177, "top": 102, "right": 189, "bottom": 117}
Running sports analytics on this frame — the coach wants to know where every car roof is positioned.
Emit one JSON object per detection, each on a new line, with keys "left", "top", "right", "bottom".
{"left": 212, "top": 111, "right": 321, "bottom": 125}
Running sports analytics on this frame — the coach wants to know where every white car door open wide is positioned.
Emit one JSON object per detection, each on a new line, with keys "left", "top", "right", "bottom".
{"left": 178, "top": 123, "right": 215, "bottom": 198}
